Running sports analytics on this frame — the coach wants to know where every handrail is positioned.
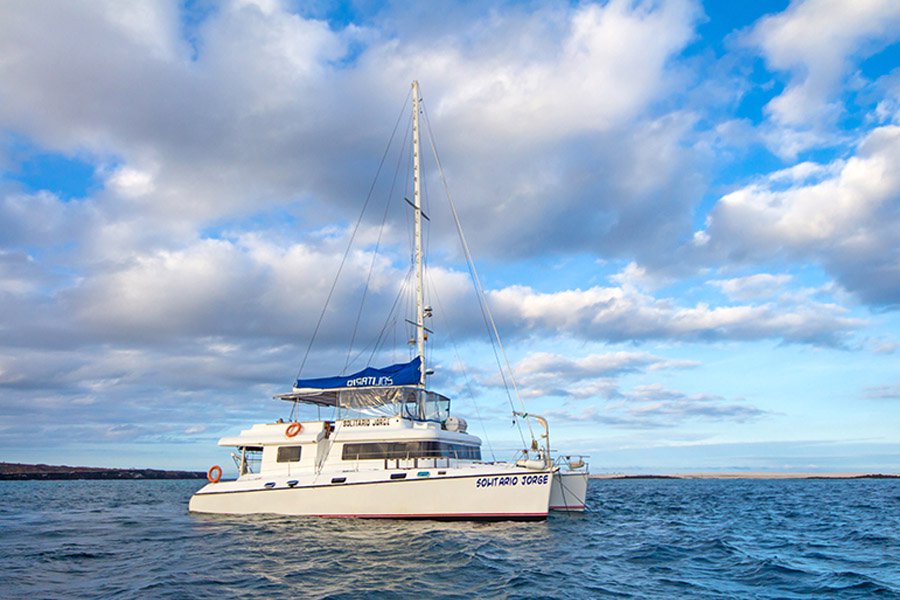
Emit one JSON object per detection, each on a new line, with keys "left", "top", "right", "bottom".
{"left": 512, "top": 411, "right": 551, "bottom": 468}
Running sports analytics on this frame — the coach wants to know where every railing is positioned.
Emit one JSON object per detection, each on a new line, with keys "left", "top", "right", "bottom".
{"left": 554, "top": 454, "right": 589, "bottom": 471}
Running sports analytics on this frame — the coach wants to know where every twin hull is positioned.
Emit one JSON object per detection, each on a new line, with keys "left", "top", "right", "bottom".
{"left": 189, "top": 468, "right": 555, "bottom": 520}
{"left": 549, "top": 471, "right": 588, "bottom": 511}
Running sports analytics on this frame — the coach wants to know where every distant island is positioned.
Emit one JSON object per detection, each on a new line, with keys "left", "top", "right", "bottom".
{"left": 4, "top": 463, "right": 897, "bottom": 481}
{"left": 0, "top": 462, "right": 206, "bottom": 480}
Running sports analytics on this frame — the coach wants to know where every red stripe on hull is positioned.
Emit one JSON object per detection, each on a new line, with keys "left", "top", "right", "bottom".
{"left": 312, "top": 512, "right": 548, "bottom": 521}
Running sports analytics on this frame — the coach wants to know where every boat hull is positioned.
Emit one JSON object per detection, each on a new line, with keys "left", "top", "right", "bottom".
{"left": 549, "top": 470, "right": 588, "bottom": 511}
{"left": 189, "top": 467, "right": 554, "bottom": 520}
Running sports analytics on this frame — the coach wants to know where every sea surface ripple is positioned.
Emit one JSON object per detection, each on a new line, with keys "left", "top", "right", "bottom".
{"left": 1, "top": 478, "right": 898, "bottom": 598}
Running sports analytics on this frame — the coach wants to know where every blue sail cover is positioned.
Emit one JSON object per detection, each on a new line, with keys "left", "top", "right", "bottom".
{"left": 294, "top": 357, "right": 421, "bottom": 390}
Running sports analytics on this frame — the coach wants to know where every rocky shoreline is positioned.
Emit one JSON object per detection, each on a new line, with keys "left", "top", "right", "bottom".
{"left": 0, "top": 462, "right": 206, "bottom": 480}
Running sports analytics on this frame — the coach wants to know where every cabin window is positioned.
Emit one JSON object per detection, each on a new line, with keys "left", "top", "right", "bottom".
{"left": 341, "top": 441, "right": 480, "bottom": 461}
{"left": 240, "top": 446, "right": 263, "bottom": 474}
{"left": 277, "top": 446, "right": 302, "bottom": 463}
{"left": 401, "top": 391, "right": 451, "bottom": 422}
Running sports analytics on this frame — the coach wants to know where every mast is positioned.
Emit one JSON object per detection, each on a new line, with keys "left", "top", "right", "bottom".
{"left": 412, "top": 80, "right": 426, "bottom": 388}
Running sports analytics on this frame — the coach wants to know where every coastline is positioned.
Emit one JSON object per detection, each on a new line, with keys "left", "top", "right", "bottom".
{"left": 0, "top": 462, "right": 206, "bottom": 480}
{"left": 4, "top": 462, "right": 897, "bottom": 481}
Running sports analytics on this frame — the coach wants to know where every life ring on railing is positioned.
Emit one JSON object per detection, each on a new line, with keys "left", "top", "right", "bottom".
{"left": 207, "top": 465, "right": 222, "bottom": 483}
{"left": 285, "top": 422, "right": 302, "bottom": 437}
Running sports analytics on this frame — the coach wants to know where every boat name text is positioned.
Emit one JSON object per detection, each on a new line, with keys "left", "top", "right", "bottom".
{"left": 475, "top": 474, "right": 549, "bottom": 488}
{"left": 347, "top": 376, "right": 393, "bottom": 387}
{"left": 341, "top": 418, "right": 391, "bottom": 427}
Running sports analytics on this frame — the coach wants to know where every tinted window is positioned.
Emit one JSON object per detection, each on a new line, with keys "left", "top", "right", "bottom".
{"left": 277, "top": 446, "right": 302, "bottom": 462}
{"left": 342, "top": 441, "right": 480, "bottom": 461}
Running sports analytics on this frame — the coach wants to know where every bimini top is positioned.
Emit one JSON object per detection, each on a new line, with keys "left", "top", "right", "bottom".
{"left": 275, "top": 358, "right": 436, "bottom": 411}
{"left": 294, "top": 357, "right": 421, "bottom": 390}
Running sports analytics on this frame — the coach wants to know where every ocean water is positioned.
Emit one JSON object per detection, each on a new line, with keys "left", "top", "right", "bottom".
{"left": 1, "top": 478, "right": 898, "bottom": 599}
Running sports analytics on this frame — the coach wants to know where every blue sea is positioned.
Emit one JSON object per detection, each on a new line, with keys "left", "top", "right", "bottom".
{"left": 1, "top": 478, "right": 898, "bottom": 599}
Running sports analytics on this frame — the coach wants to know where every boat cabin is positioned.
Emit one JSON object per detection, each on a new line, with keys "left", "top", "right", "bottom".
{"left": 219, "top": 385, "right": 482, "bottom": 478}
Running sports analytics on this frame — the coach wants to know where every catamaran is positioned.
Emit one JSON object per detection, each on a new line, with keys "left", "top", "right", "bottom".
{"left": 189, "top": 81, "right": 588, "bottom": 520}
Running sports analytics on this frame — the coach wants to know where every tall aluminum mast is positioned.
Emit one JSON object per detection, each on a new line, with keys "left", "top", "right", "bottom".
{"left": 412, "top": 80, "right": 426, "bottom": 387}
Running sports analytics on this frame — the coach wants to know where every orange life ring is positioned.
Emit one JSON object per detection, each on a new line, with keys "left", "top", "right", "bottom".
{"left": 285, "top": 422, "right": 302, "bottom": 437}
{"left": 207, "top": 465, "right": 222, "bottom": 483}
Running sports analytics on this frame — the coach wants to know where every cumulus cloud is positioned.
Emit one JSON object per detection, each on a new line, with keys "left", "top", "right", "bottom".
{"left": 746, "top": 0, "right": 900, "bottom": 156}
{"left": 710, "top": 273, "right": 793, "bottom": 301}
{"left": 624, "top": 384, "right": 764, "bottom": 421}
{"left": 492, "top": 350, "right": 698, "bottom": 399}
{"left": 873, "top": 71, "right": 900, "bottom": 125}
{"left": 0, "top": 1, "right": 897, "bottom": 465}
{"left": 62, "top": 229, "right": 414, "bottom": 348}
{"left": 487, "top": 276, "right": 862, "bottom": 347}
{"left": 547, "top": 384, "right": 765, "bottom": 429}
{"left": 0, "top": 0, "right": 708, "bottom": 267}
{"left": 472, "top": 349, "right": 762, "bottom": 429}
{"left": 407, "top": 0, "right": 700, "bottom": 138}
{"left": 0, "top": 0, "right": 365, "bottom": 234}
{"left": 700, "top": 125, "right": 900, "bottom": 307}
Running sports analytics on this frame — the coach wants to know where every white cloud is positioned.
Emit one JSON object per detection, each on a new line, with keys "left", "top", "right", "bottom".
{"left": 766, "top": 161, "right": 841, "bottom": 185}
{"left": 0, "top": 0, "right": 708, "bottom": 268}
{"left": 873, "top": 71, "right": 900, "bottom": 125}
{"left": 474, "top": 349, "right": 761, "bottom": 430}
{"left": 0, "top": 250, "right": 45, "bottom": 295}
{"left": 710, "top": 273, "right": 792, "bottom": 301}
{"left": 0, "top": 189, "right": 86, "bottom": 248}
{"left": 610, "top": 262, "right": 673, "bottom": 291}
{"left": 413, "top": 0, "right": 700, "bottom": 139}
{"left": 488, "top": 279, "right": 862, "bottom": 347}
{"left": 106, "top": 165, "right": 156, "bottom": 198}
{"left": 546, "top": 384, "right": 765, "bottom": 429}
{"left": 498, "top": 350, "right": 698, "bottom": 400}
{"left": 866, "top": 338, "right": 898, "bottom": 354}
{"left": 701, "top": 125, "right": 900, "bottom": 306}
{"left": 624, "top": 384, "right": 763, "bottom": 421}
{"left": 0, "top": 1, "right": 897, "bottom": 467}
{"left": 64, "top": 231, "right": 409, "bottom": 346}
{"left": 515, "top": 351, "right": 698, "bottom": 378}
{"left": 746, "top": 0, "right": 900, "bottom": 155}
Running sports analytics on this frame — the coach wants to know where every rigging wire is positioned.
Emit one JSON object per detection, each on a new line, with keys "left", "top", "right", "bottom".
{"left": 420, "top": 102, "right": 536, "bottom": 449}
{"left": 342, "top": 262, "right": 414, "bottom": 367}
{"left": 401, "top": 125, "right": 416, "bottom": 361}
{"left": 342, "top": 190, "right": 390, "bottom": 374}
{"left": 343, "top": 116, "right": 412, "bottom": 373}
{"left": 425, "top": 268, "right": 497, "bottom": 462}
{"left": 294, "top": 89, "right": 412, "bottom": 381}
{"left": 420, "top": 120, "right": 434, "bottom": 373}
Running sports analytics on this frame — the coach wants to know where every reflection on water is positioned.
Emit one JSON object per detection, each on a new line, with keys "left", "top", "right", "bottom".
{"left": 190, "top": 511, "right": 561, "bottom": 598}
{"left": 1, "top": 479, "right": 898, "bottom": 599}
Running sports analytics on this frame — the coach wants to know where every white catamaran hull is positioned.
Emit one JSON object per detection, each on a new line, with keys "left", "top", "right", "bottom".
{"left": 190, "top": 468, "right": 555, "bottom": 520}
{"left": 549, "top": 470, "right": 588, "bottom": 511}
{"left": 188, "top": 83, "right": 590, "bottom": 521}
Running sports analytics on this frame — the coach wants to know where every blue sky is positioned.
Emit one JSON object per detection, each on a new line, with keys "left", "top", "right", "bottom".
{"left": 1, "top": 0, "right": 899, "bottom": 473}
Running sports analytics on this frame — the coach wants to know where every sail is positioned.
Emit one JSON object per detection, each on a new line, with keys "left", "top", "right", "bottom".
{"left": 294, "top": 357, "right": 421, "bottom": 390}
